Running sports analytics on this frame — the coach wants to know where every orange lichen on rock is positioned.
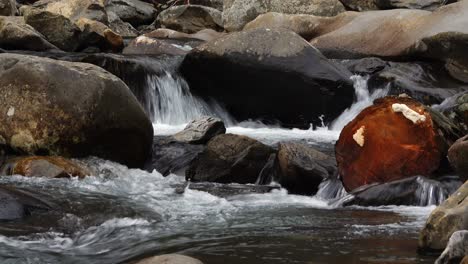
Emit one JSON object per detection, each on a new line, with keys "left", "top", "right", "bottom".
{"left": 336, "top": 96, "right": 441, "bottom": 192}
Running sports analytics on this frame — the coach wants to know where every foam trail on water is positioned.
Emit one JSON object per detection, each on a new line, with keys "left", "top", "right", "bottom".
{"left": 331, "top": 75, "right": 388, "bottom": 131}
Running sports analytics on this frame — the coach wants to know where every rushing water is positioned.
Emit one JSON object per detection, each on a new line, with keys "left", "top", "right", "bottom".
{"left": 0, "top": 62, "right": 446, "bottom": 263}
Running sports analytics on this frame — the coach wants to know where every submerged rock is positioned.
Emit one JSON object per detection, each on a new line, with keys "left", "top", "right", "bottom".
{"left": 134, "top": 254, "right": 203, "bottom": 264}
{"left": 0, "top": 16, "right": 58, "bottom": 51}
{"left": 435, "top": 230, "right": 468, "bottom": 264}
{"left": 448, "top": 135, "right": 468, "bottom": 182}
{"left": 223, "top": 0, "right": 345, "bottom": 32}
{"left": 343, "top": 176, "right": 456, "bottom": 207}
{"left": 336, "top": 96, "right": 451, "bottom": 192}
{"left": 180, "top": 27, "right": 355, "bottom": 128}
{"left": 0, "top": 185, "right": 51, "bottom": 221}
{"left": 0, "top": 156, "right": 91, "bottom": 178}
{"left": 419, "top": 181, "right": 468, "bottom": 253}
{"left": 275, "top": 142, "right": 337, "bottom": 195}
{"left": 186, "top": 134, "right": 275, "bottom": 184}
{"left": 157, "top": 5, "right": 223, "bottom": 33}
{"left": 173, "top": 116, "right": 226, "bottom": 144}
{"left": 0, "top": 53, "right": 153, "bottom": 168}
{"left": 145, "top": 136, "right": 205, "bottom": 176}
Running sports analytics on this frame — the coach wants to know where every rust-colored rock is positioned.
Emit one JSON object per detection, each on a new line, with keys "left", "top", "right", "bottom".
{"left": 0, "top": 156, "right": 91, "bottom": 178}
{"left": 336, "top": 96, "right": 441, "bottom": 192}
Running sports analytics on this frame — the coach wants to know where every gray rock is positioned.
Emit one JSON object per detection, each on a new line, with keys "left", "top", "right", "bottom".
{"left": 134, "top": 254, "right": 203, "bottom": 264}
{"left": 107, "top": 10, "right": 139, "bottom": 38}
{"left": 0, "top": 16, "right": 58, "bottom": 51}
{"left": 106, "top": 0, "right": 156, "bottom": 27}
{"left": 223, "top": 0, "right": 346, "bottom": 32}
{"left": 275, "top": 142, "right": 337, "bottom": 195}
{"left": 0, "top": 54, "right": 153, "bottom": 168}
{"left": 0, "top": 0, "right": 16, "bottom": 16}
{"left": 158, "top": 5, "right": 223, "bottom": 33}
{"left": 186, "top": 134, "right": 275, "bottom": 183}
{"left": 436, "top": 230, "right": 468, "bottom": 264}
{"left": 173, "top": 116, "right": 226, "bottom": 144}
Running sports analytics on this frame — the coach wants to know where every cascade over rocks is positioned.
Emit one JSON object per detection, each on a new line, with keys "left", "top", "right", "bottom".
{"left": 274, "top": 142, "right": 337, "bottom": 195}
{"left": 223, "top": 0, "right": 345, "bottom": 32}
{"left": 186, "top": 134, "right": 275, "bottom": 184}
{"left": 0, "top": 16, "right": 58, "bottom": 51}
{"left": 173, "top": 116, "right": 226, "bottom": 144}
{"left": 336, "top": 96, "right": 453, "bottom": 192}
{"left": 0, "top": 185, "right": 51, "bottom": 221}
{"left": 180, "top": 27, "right": 355, "bottom": 128}
{"left": 157, "top": 5, "right": 223, "bottom": 34}
{"left": 419, "top": 181, "right": 468, "bottom": 253}
{"left": 0, "top": 156, "right": 91, "bottom": 178}
{"left": 0, "top": 54, "right": 153, "bottom": 168}
{"left": 448, "top": 135, "right": 468, "bottom": 181}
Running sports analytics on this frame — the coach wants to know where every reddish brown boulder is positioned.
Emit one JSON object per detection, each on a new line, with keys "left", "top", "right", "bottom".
{"left": 336, "top": 96, "right": 442, "bottom": 192}
{"left": 448, "top": 135, "right": 468, "bottom": 181}
{"left": 0, "top": 156, "right": 90, "bottom": 178}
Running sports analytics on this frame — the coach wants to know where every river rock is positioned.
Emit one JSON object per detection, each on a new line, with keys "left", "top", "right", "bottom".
{"left": 186, "top": 134, "right": 275, "bottom": 183}
{"left": 107, "top": 10, "right": 139, "bottom": 38}
{"left": 134, "top": 254, "right": 203, "bottom": 264}
{"left": 173, "top": 116, "right": 226, "bottom": 144}
{"left": 76, "top": 18, "right": 124, "bottom": 52}
{"left": 343, "top": 176, "right": 453, "bottom": 207}
{"left": 336, "top": 96, "right": 446, "bottom": 192}
{"left": 0, "top": 185, "right": 51, "bottom": 221}
{"left": 339, "top": 0, "right": 379, "bottom": 11}
{"left": 222, "top": 0, "right": 345, "bottom": 32}
{"left": 375, "top": 0, "right": 447, "bottom": 10}
{"left": 0, "top": 53, "right": 153, "bottom": 168}
{"left": 157, "top": 5, "right": 223, "bottom": 33}
{"left": 0, "top": 0, "right": 16, "bottom": 16}
{"left": 123, "top": 35, "right": 189, "bottom": 55}
{"left": 145, "top": 136, "right": 205, "bottom": 176}
{"left": 0, "top": 16, "right": 58, "bottom": 51}
{"left": 419, "top": 181, "right": 468, "bottom": 253}
{"left": 106, "top": 0, "right": 156, "bottom": 27}
{"left": 24, "top": 9, "right": 82, "bottom": 51}
{"left": 145, "top": 28, "right": 225, "bottom": 42}
{"left": 180, "top": 27, "right": 355, "bottom": 128}
{"left": 438, "top": 92, "right": 468, "bottom": 133}
{"left": 0, "top": 156, "right": 90, "bottom": 178}
{"left": 275, "top": 142, "right": 337, "bottom": 195}
{"left": 435, "top": 230, "right": 468, "bottom": 264}
{"left": 341, "top": 57, "right": 389, "bottom": 75}
{"left": 448, "top": 135, "right": 468, "bottom": 181}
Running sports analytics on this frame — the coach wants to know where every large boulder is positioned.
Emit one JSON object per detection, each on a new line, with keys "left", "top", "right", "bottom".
{"left": 157, "top": 5, "right": 223, "bottom": 33}
{"left": 275, "top": 142, "right": 337, "bottom": 195}
{"left": 76, "top": 18, "right": 124, "bottom": 52}
{"left": 107, "top": 10, "right": 139, "bottom": 38}
{"left": 23, "top": 9, "right": 82, "bottom": 51}
{"left": 0, "top": 16, "right": 58, "bottom": 51}
{"left": 106, "top": 0, "right": 156, "bottom": 27}
{"left": 173, "top": 116, "right": 226, "bottom": 144}
{"left": 0, "top": 0, "right": 16, "bottom": 16}
{"left": 180, "top": 28, "right": 355, "bottom": 128}
{"left": 335, "top": 96, "right": 458, "bottom": 192}
{"left": 0, "top": 156, "right": 91, "bottom": 178}
{"left": 134, "top": 254, "right": 203, "bottom": 264}
{"left": 145, "top": 136, "right": 205, "bottom": 176}
{"left": 222, "top": 0, "right": 346, "bottom": 32}
{"left": 0, "top": 54, "right": 153, "bottom": 168}
{"left": 23, "top": 0, "right": 108, "bottom": 23}
{"left": 435, "top": 230, "right": 468, "bottom": 264}
{"left": 186, "top": 134, "right": 275, "bottom": 183}
{"left": 419, "top": 181, "right": 468, "bottom": 253}
{"left": 448, "top": 135, "right": 468, "bottom": 181}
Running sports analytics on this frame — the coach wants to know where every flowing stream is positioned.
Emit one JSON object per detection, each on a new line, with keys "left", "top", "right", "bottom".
{"left": 0, "top": 57, "right": 446, "bottom": 264}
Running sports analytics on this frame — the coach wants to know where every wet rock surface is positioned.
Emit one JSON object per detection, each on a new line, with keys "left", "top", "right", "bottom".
{"left": 157, "top": 5, "right": 223, "bottom": 34}
{"left": 173, "top": 116, "right": 226, "bottom": 144}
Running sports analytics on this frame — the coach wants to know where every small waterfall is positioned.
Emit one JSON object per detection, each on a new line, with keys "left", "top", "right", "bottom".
{"left": 331, "top": 75, "right": 388, "bottom": 131}
{"left": 415, "top": 177, "right": 448, "bottom": 206}
{"left": 315, "top": 178, "right": 348, "bottom": 201}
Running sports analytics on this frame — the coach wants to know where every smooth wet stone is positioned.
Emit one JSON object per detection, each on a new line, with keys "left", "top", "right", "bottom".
{"left": 336, "top": 96, "right": 447, "bottom": 192}
{"left": 134, "top": 254, "right": 203, "bottom": 264}
{"left": 275, "top": 142, "right": 337, "bottom": 195}
{"left": 145, "top": 136, "right": 205, "bottom": 176}
{"left": 448, "top": 135, "right": 468, "bottom": 182}
{"left": 180, "top": 27, "right": 355, "bottom": 128}
{"left": 0, "top": 53, "right": 153, "bottom": 168}
{"left": 186, "top": 134, "right": 275, "bottom": 184}
{"left": 0, "top": 156, "right": 91, "bottom": 178}
{"left": 419, "top": 181, "right": 468, "bottom": 253}
{"left": 173, "top": 116, "right": 226, "bottom": 144}
{"left": 157, "top": 5, "right": 223, "bottom": 33}
{"left": 435, "top": 230, "right": 468, "bottom": 264}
